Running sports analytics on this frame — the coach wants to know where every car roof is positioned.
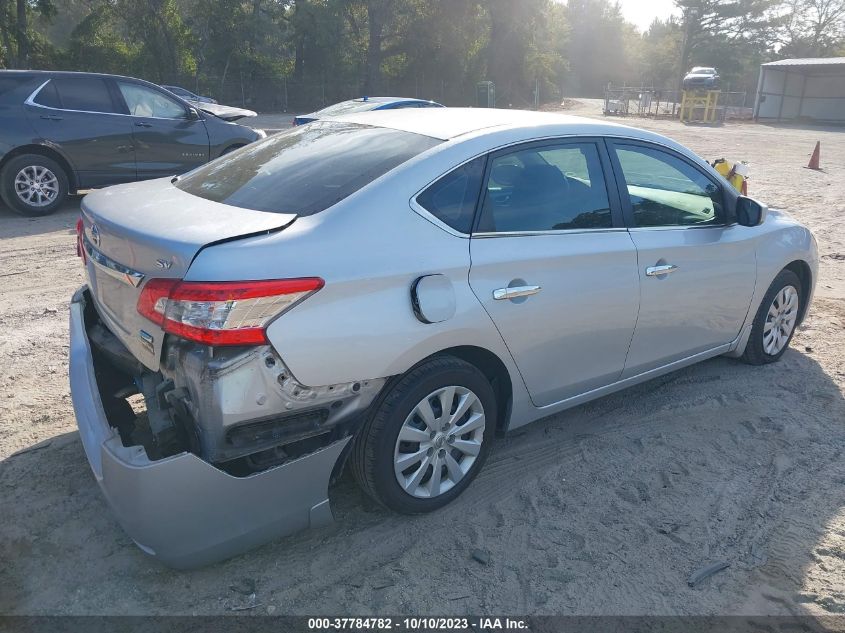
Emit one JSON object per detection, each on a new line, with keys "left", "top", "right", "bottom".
{"left": 331, "top": 107, "right": 651, "bottom": 142}
{"left": 0, "top": 69, "right": 170, "bottom": 86}
{"left": 354, "top": 96, "right": 433, "bottom": 104}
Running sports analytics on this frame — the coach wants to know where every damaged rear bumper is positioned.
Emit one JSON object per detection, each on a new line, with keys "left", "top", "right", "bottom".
{"left": 69, "top": 286, "right": 348, "bottom": 569}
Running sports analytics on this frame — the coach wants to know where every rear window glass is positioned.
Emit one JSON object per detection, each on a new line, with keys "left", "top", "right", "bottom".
{"left": 32, "top": 81, "right": 61, "bottom": 108}
{"left": 0, "top": 76, "right": 30, "bottom": 97}
{"left": 175, "top": 121, "right": 441, "bottom": 216}
{"left": 35, "top": 77, "right": 116, "bottom": 113}
{"left": 416, "top": 157, "right": 484, "bottom": 233}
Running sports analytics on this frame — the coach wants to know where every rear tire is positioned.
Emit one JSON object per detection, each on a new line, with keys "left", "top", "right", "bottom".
{"left": 1, "top": 154, "right": 69, "bottom": 216}
{"left": 742, "top": 269, "right": 802, "bottom": 365}
{"left": 351, "top": 356, "right": 497, "bottom": 514}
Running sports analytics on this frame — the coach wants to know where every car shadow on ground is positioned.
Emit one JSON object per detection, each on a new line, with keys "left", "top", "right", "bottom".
{"left": 756, "top": 121, "right": 845, "bottom": 133}
{"left": 2, "top": 343, "right": 844, "bottom": 615}
{"left": 0, "top": 197, "right": 83, "bottom": 240}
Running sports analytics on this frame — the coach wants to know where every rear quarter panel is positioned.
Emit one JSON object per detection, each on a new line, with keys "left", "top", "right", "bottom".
{"left": 185, "top": 150, "right": 524, "bottom": 394}
{"left": 0, "top": 75, "right": 48, "bottom": 163}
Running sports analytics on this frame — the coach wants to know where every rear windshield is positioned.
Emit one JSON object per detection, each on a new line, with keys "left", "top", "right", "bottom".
{"left": 175, "top": 121, "right": 441, "bottom": 215}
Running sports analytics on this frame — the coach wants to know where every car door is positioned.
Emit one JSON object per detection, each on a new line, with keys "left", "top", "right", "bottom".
{"left": 113, "top": 80, "right": 210, "bottom": 179}
{"left": 467, "top": 139, "right": 640, "bottom": 407}
{"left": 24, "top": 76, "right": 136, "bottom": 187}
{"left": 606, "top": 140, "right": 757, "bottom": 377}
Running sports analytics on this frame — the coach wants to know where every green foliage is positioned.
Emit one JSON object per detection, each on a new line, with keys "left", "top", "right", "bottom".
{"left": 564, "top": 0, "right": 639, "bottom": 95}
{"left": 776, "top": 0, "right": 845, "bottom": 56}
{"left": 2, "top": 0, "right": 844, "bottom": 106}
{"left": 66, "top": 4, "right": 138, "bottom": 74}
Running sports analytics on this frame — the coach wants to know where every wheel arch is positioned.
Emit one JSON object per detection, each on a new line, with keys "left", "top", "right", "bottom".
{"left": 219, "top": 143, "right": 246, "bottom": 157}
{"left": 428, "top": 345, "right": 514, "bottom": 436}
{"left": 783, "top": 259, "right": 812, "bottom": 325}
{"left": 0, "top": 144, "right": 78, "bottom": 192}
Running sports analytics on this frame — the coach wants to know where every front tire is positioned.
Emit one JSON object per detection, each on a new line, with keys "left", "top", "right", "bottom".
{"left": 742, "top": 269, "right": 802, "bottom": 365}
{"left": 1, "top": 154, "right": 69, "bottom": 216}
{"left": 351, "top": 356, "right": 497, "bottom": 514}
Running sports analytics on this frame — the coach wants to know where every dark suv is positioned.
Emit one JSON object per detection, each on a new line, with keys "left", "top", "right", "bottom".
{"left": 0, "top": 70, "right": 263, "bottom": 216}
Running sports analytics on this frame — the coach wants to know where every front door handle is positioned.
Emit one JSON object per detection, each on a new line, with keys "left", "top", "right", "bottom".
{"left": 493, "top": 285, "right": 542, "bottom": 300}
{"left": 645, "top": 264, "right": 679, "bottom": 277}
{"left": 134, "top": 121, "right": 153, "bottom": 128}
{"left": 40, "top": 115, "right": 62, "bottom": 121}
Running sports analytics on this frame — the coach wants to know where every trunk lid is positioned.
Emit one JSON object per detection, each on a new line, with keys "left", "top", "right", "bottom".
{"left": 80, "top": 178, "right": 295, "bottom": 371}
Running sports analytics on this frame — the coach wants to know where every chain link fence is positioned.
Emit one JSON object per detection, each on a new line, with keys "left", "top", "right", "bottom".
{"left": 603, "top": 85, "right": 752, "bottom": 121}
{"left": 164, "top": 71, "right": 570, "bottom": 112}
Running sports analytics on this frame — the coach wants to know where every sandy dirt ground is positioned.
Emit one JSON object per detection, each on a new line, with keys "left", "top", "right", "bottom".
{"left": 1, "top": 101, "right": 845, "bottom": 617}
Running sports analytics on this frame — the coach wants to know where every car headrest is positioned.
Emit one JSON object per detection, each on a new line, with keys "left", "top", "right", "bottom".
{"left": 491, "top": 163, "right": 522, "bottom": 186}
{"left": 518, "top": 164, "right": 566, "bottom": 187}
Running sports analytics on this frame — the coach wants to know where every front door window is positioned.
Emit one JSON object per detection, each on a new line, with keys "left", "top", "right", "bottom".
{"left": 118, "top": 83, "right": 188, "bottom": 119}
{"left": 614, "top": 145, "right": 724, "bottom": 227}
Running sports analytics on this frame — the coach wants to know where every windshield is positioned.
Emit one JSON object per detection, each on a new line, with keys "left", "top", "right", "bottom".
{"left": 315, "top": 99, "right": 382, "bottom": 116}
{"left": 175, "top": 121, "right": 440, "bottom": 215}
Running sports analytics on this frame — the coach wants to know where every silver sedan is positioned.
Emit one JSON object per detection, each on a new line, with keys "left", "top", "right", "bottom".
{"left": 70, "top": 108, "right": 817, "bottom": 567}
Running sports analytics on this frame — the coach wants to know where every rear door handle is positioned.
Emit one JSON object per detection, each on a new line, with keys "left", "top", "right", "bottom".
{"left": 493, "top": 285, "right": 542, "bottom": 300}
{"left": 645, "top": 264, "right": 679, "bottom": 277}
{"left": 134, "top": 122, "right": 153, "bottom": 128}
{"left": 40, "top": 115, "right": 62, "bottom": 121}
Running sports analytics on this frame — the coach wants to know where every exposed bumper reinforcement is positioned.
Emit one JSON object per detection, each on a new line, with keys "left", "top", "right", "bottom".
{"left": 69, "top": 286, "right": 347, "bottom": 569}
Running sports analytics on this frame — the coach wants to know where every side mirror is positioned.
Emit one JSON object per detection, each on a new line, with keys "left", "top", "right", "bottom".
{"left": 186, "top": 107, "right": 201, "bottom": 121}
{"left": 736, "top": 196, "right": 767, "bottom": 227}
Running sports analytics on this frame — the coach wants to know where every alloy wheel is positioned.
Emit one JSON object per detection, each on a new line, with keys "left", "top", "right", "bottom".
{"left": 393, "top": 385, "right": 486, "bottom": 499}
{"left": 14, "top": 165, "right": 59, "bottom": 208}
{"left": 763, "top": 285, "right": 799, "bottom": 355}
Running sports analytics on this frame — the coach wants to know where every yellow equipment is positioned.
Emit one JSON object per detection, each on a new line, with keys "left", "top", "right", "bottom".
{"left": 712, "top": 158, "right": 748, "bottom": 195}
{"left": 679, "top": 89, "right": 720, "bottom": 123}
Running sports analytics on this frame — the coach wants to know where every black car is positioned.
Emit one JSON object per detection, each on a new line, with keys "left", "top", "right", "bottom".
{"left": 0, "top": 70, "right": 263, "bottom": 216}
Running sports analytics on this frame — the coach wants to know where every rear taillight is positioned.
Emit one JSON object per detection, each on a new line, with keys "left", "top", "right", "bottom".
{"left": 137, "top": 278, "right": 324, "bottom": 346}
{"left": 291, "top": 118, "right": 298, "bottom": 126}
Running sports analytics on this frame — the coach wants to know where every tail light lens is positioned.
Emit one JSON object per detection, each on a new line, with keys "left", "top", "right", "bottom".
{"left": 137, "top": 278, "right": 324, "bottom": 346}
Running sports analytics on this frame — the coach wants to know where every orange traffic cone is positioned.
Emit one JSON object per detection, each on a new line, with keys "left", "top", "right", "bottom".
{"left": 807, "top": 141, "right": 821, "bottom": 170}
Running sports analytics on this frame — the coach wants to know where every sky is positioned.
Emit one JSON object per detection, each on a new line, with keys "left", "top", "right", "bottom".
{"left": 616, "top": 0, "right": 679, "bottom": 32}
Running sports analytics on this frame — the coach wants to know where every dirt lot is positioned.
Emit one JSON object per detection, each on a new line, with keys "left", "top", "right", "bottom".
{"left": 1, "top": 102, "right": 845, "bottom": 616}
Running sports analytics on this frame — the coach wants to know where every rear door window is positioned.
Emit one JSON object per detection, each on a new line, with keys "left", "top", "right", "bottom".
{"left": 477, "top": 142, "right": 613, "bottom": 232}
{"left": 416, "top": 156, "right": 485, "bottom": 234}
{"left": 175, "top": 121, "right": 441, "bottom": 215}
{"left": 34, "top": 77, "right": 118, "bottom": 113}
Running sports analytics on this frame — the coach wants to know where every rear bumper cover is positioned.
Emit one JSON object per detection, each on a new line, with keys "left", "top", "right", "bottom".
{"left": 69, "top": 286, "right": 347, "bottom": 569}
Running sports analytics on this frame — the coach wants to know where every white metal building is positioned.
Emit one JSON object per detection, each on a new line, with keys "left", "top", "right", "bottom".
{"left": 754, "top": 57, "right": 845, "bottom": 123}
